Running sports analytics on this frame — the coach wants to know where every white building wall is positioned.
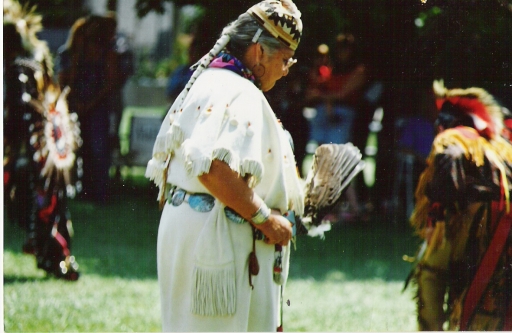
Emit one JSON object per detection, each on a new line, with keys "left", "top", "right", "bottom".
{"left": 84, "top": 0, "right": 108, "bottom": 14}
{"left": 84, "top": 0, "right": 175, "bottom": 49}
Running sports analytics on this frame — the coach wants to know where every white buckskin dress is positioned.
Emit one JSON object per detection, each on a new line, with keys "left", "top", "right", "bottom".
{"left": 146, "top": 67, "right": 304, "bottom": 332}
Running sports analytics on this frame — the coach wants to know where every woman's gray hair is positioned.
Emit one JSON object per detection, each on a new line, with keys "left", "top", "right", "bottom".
{"left": 175, "top": 12, "right": 286, "bottom": 110}
{"left": 222, "top": 12, "right": 285, "bottom": 58}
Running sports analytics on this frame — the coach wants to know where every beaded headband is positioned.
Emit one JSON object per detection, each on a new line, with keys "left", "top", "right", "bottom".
{"left": 247, "top": 0, "right": 302, "bottom": 51}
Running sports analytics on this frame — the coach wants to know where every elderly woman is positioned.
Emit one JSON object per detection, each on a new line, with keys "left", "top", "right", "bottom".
{"left": 146, "top": 0, "right": 304, "bottom": 331}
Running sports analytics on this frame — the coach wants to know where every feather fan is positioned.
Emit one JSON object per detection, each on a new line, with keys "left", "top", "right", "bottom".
{"left": 297, "top": 143, "right": 365, "bottom": 237}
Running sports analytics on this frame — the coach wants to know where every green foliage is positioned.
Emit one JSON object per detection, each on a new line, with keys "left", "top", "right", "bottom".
{"left": 18, "top": 0, "right": 89, "bottom": 27}
{"left": 178, "top": 4, "right": 206, "bottom": 34}
{"left": 133, "top": 48, "right": 178, "bottom": 80}
{"left": 154, "top": 57, "right": 177, "bottom": 79}
{"left": 134, "top": 0, "right": 512, "bottom": 88}
{"left": 132, "top": 5, "right": 205, "bottom": 80}
{"left": 135, "top": 0, "right": 251, "bottom": 18}
{"left": 411, "top": 0, "right": 512, "bottom": 84}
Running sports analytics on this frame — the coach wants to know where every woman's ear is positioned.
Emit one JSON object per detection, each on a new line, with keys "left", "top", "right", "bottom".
{"left": 254, "top": 42, "right": 264, "bottom": 62}
{"left": 256, "top": 43, "right": 264, "bottom": 63}
{"left": 244, "top": 43, "right": 262, "bottom": 67}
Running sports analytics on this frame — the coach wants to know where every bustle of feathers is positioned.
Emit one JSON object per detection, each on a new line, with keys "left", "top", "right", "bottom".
{"left": 299, "top": 143, "right": 365, "bottom": 238}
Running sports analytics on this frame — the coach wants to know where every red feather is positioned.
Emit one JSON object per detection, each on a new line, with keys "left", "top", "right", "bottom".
{"left": 437, "top": 96, "right": 495, "bottom": 138}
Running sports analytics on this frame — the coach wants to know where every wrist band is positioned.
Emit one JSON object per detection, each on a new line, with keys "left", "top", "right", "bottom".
{"left": 251, "top": 202, "right": 271, "bottom": 225}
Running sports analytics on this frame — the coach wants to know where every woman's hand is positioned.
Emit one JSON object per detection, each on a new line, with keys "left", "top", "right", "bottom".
{"left": 198, "top": 160, "right": 293, "bottom": 246}
{"left": 253, "top": 212, "right": 293, "bottom": 246}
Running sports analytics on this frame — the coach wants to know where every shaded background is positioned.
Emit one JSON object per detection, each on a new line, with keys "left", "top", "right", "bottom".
{"left": 24, "top": 0, "right": 512, "bottom": 95}
{"left": 22, "top": 0, "right": 512, "bottom": 204}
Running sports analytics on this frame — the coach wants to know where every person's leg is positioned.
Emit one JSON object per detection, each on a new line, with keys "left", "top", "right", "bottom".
{"left": 415, "top": 223, "right": 451, "bottom": 330}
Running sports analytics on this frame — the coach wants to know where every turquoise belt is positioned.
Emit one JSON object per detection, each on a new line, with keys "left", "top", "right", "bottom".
{"left": 168, "top": 186, "right": 265, "bottom": 240}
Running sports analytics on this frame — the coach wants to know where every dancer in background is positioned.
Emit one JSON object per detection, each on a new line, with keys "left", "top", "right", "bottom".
{"left": 3, "top": 0, "right": 81, "bottom": 280}
{"left": 57, "top": 14, "right": 120, "bottom": 204}
{"left": 407, "top": 80, "right": 512, "bottom": 330}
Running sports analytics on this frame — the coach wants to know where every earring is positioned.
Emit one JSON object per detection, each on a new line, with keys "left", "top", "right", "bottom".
{"left": 252, "top": 63, "right": 265, "bottom": 78}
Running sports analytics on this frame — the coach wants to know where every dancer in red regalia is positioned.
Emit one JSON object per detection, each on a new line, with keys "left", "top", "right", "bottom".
{"left": 407, "top": 80, "right": 512, "bottom": 330}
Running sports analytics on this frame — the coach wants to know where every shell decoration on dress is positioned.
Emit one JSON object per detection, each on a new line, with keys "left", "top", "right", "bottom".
{"left": 146, "top": 92, "right": 267, "bottom": 205}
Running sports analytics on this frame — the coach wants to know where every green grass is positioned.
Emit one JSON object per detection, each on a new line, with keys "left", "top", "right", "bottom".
{"left": 4, "top": 175, "right": 421, "bottom": 331}
{"left": 284, "top": 279, "right": 417, "bottom": 331}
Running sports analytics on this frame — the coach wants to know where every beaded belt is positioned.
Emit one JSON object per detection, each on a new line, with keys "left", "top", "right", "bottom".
{"left": 167, "top": 186, "right": 264, "bottom": 240}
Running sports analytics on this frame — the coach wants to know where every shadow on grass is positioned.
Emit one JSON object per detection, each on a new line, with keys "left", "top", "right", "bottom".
{"left": 5, "top": 177, "right": 421, "bottom": 283}
{"left": 4, "top": 179, "right": 162, "bottom": 281}
{"left": 289, "top": 218, "right": 421, "bottom": 283}
{"left": 66, "top": 182, "right": 161, "bottom": 279}
{"left": 3, "top": 275, "right": 51, "bottom": 284}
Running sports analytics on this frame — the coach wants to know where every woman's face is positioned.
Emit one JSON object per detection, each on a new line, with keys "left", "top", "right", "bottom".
{"left": 258, "top": 47, "right": 295, "bottom": 92}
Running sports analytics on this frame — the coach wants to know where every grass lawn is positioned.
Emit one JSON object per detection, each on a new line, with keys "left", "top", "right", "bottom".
{"left": 284, "top": 222, "right": 419, "bottom": 331}
{"left": 4, "top": 173, "right": 421, "bottom": 331}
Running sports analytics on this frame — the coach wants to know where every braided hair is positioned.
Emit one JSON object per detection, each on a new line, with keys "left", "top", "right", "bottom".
{"left": 177, "top": 12, "right": 285, "bottom": 109}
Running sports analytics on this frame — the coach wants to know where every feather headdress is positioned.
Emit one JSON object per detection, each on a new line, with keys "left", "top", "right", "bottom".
{"left": 433, "top": 79, "right": 503, "bottom": 139}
